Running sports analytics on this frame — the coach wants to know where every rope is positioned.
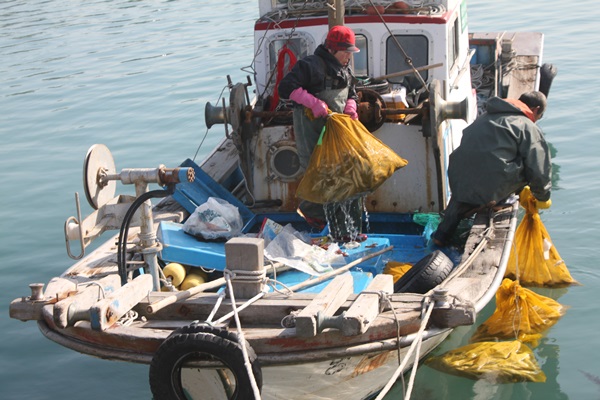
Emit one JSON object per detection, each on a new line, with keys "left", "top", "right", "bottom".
{"left": 212, "top": 270, "right": 268, "bottom": 325}
{"left": 205, "top": 287, "right": 227, "bottom": 324}
{"left": 226, "top": 268, "right": 267, "bottom": 283}
{"left": 267, "top": 278, "right": 294, "bottom": 295}
{"left": 77, "top": 281, "right": 107, "bottom": 301}
{"left": 193, "top": 84, "right": 229, "bottom": 162}
{"left": 375, "top": 300, "right": 435, "bottom": 400}
{"left": 384, "top": 292, "right": 407, "bottom": 394}
{"left": 224, "top": 272, "right": 263, "bottom": 400}
{"left": 117, "top": 310, "right": 139, "bottom": 327}
{"left": 270, "top": 46, "right": 297, "bottom": 110}
{"left": 258, "top": 1, "right": 305, "bottom": 102}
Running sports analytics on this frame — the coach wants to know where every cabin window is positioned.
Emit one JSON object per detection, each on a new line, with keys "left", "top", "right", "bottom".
{"left": 268, "top": 37, "right": 310, "bottom": 71}
{"left": 448, "top": 18, "right": 460, "bottom": 70}
{"left": 266, "top": 36, "right": 311, "bottom": 100}
{"left": 353, "top": 34, "right": 368, "bottom": 77}
{"left": 385, "top": 34, "right": 429, "bottom": 85}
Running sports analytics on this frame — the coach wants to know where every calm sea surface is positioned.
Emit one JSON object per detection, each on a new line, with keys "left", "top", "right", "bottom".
{"left": 2, "top": 1, "right": 599, "bottom": 399}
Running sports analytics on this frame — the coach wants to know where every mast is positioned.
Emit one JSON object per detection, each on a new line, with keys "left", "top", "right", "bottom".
{"left": 328, "top": 0, "right": 344, "bottom": 28}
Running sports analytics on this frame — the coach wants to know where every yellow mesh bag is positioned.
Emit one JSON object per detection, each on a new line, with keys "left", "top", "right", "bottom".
{"left": 383, "top": 261, "right": 413, "bottom": 283}
{"left": 471, "top": 278, "right": 564, "bottom": 344}
{"left": 296, "top": 113, "right": 408, "bottom": 204}
{"left": 505, "top": 186, "right": 576, "bottom": 287}
{"left": 426, "top": 340, "right": 546, "bottom": 383}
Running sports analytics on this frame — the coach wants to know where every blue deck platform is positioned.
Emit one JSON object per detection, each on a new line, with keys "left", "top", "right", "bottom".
{"left": 157, "top": 159, "right": 437, "bottom": 293}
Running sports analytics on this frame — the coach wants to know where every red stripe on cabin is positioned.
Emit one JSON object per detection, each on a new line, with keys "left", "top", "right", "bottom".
{"left": 255, "top": 13, "right": 451, "bottom": 31}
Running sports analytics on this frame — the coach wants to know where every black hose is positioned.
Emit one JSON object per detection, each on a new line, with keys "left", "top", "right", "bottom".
{"left": 117, "top": 187, "right": 173, "bottom": 286}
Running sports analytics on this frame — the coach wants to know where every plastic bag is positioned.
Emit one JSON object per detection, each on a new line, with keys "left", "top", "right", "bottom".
{"left": 505, "top": 186, "right": 576, "bottom": 287}
{"left": 426, "top": 340, "right": 546, "bottom": 383}
{"left": 297, "top": 113, "right": 408, "bottom": 204}
{"left": 413, "top": 213, "right": 441, "bottom": 240}
{"left": 183, "top": 197, "right": 242, "bottom": 240}
{"left": 263, "top": 224, "right": 343, "bottom": 275}
{"left": 471, "top": 278, "right": 564, "bottom": 344}
{"left": 257, "top": 218, "right": 284, "bottom": 247}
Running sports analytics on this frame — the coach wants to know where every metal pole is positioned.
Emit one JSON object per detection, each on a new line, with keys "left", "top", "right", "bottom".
{"left": 328, "top": 0, "right": 345, "bottom": 29}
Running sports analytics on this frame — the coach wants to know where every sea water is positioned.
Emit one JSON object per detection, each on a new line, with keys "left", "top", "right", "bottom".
{"left": 2, "top": 1, "right": 600, "bottom": 399}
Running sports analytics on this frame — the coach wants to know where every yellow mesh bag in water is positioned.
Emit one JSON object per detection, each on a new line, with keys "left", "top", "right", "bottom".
{"left": 296, "top": 113, "right": 408, "bottom": 204}
{"left": 505, "top": 186, "right": 576, "bottom": 287}
{"left": 426, "top": 340, "right": 546, "bottom": 383}
{"left": 471, "top": 278, "right": 564, "bottom": 344}
{"left": 383, "top": 261, "right": 413, "bottom": 283}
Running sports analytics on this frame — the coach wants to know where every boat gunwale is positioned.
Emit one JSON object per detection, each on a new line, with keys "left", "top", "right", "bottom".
{"left": 37, "top": 316, "right": 453, "bottom": 367}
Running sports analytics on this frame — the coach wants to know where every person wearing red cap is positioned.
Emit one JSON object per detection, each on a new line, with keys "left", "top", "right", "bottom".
{"left": 278, "top": 25, "right": 364, "bottom": 242}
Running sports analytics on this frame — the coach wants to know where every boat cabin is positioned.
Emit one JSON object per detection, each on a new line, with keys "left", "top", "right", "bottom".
{"left": 204, "top": 0, "right": 479, "bottom": 217}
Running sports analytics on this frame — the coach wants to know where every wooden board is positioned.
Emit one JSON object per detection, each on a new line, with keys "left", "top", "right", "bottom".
{"left": 9, "top": 277, "right": 77, "bottom": 322}
{"left": 54, "top": 274, "right": 121, "bottom": 328}
{"left": 295, "top": 274, "right": 353, "bottom": 337}
{"left": 342, "top": 274, "right": 393, "bottom": 336}
{"left": 90, "top": 274, "right": 152, "bottom": 331}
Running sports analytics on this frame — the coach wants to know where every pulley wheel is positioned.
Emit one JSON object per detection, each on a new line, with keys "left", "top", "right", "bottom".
{"left": 227, "top": 83, "right": 248, "bottom": 134}
{"left": 357, "top": 88, "right": 386, "bottom": 132}
{"left": 83, "top": 144, "right": 117, "bottom": 209}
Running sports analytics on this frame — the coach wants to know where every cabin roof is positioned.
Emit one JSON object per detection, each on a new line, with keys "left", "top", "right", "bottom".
{"left": 257, "top": 0, "right": 460, "bottom": 21}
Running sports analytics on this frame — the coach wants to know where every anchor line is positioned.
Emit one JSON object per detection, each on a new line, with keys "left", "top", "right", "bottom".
{"left": 375, "top": 300, "right": 435, "bottom": 400}
{"left": 205, "top": 287, "right": 227, "bottom": 325}
{"left": 382, "top": 292, "right": 407, "bottom": 392}
{"left": 224, "top": 271, "right": 264, "bottom": 400}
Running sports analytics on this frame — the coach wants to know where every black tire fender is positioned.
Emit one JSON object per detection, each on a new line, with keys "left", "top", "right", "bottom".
{"left": 393, "top": 250, "right": 454, "bottom": 294}
{"left": 167, "top": 322, "right": 241, "bottom": 343}
{"left": 149, "top": 330, "right": 262, "bottom": 400}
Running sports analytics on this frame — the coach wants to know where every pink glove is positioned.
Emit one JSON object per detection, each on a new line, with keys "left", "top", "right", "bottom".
{"left": 289, "top": 88, "right": 328, "bottom": 118}
{"left": 344, "top": 99, "right": 358, "bottom": 120}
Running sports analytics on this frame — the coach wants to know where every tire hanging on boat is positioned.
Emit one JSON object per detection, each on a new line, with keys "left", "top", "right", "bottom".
{"left": 149, "top": 325, "right": 262, "bottom": 400}
{"left": 167, "top": 322, "right": 242, "bottom": 343}
{"left": 394, "top": 250, "right": 454, "bottom": 293}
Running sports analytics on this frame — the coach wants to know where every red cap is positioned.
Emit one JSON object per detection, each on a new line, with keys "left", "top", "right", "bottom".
{"left": 325, "top": 26, "right": 360, "bottom": 53}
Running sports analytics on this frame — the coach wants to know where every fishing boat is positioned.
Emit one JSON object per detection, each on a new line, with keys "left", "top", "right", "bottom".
{"left": 10, "top": 0, "right": 556, "bottom": 398}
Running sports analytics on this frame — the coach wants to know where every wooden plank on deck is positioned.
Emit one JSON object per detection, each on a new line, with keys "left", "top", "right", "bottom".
{"left": 90, "top": 274, "right": 152, "bottom": 331}
{"left": 342, "top": 274, "right": 394, "bottom": 336}
{"left": 295, "top": 274, "right": 353, "bottom": 337}
{"left": 54, "top": 274, "right": 121, "bottom": 328}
